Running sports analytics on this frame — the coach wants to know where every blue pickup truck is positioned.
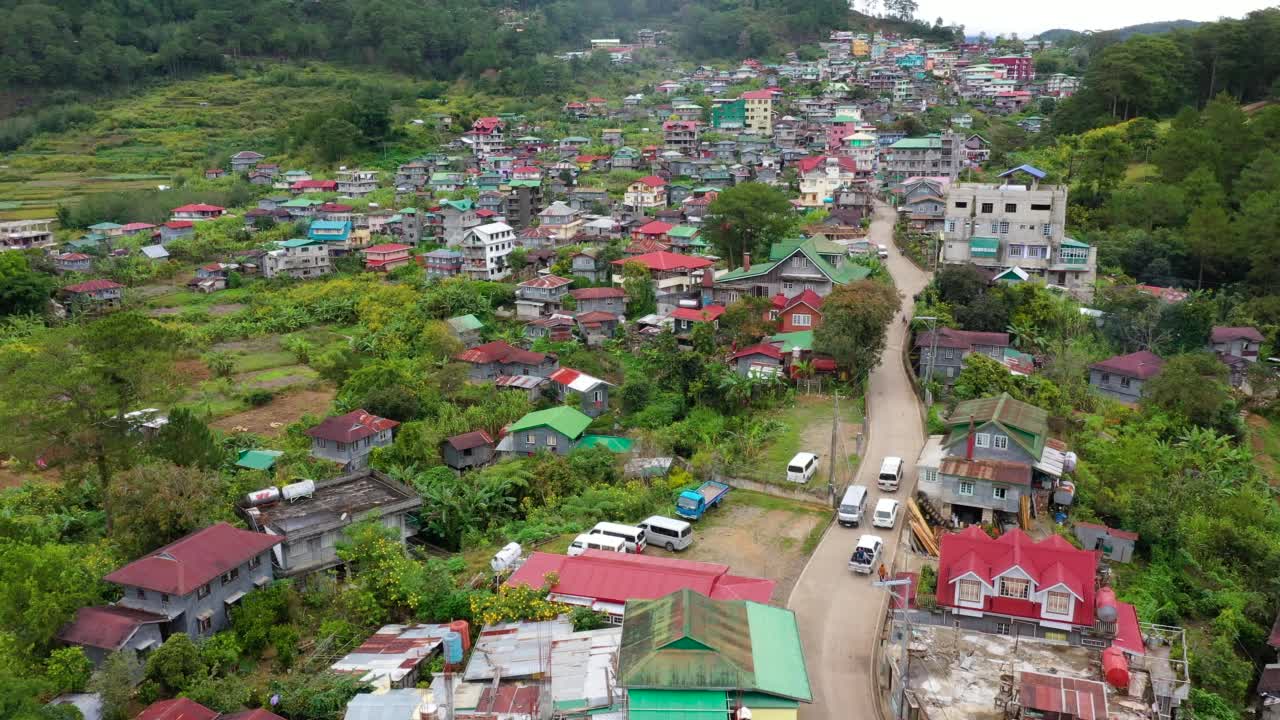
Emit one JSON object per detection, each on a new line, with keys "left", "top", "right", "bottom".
{"left": 675, "top": 481, "right": 730, "bottom": 520}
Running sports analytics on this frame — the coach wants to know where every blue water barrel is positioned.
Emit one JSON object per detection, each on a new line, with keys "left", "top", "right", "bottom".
{"left": 443, "top": 631, "right": 464, "bottom": 664}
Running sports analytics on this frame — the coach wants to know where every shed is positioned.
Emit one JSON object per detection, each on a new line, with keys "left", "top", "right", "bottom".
{"left": 235, "top": 449, "right": 283, "bottom": 472}
{"left": 442, "top": 430, "right": 496, "bottom": 471}
{"left": 1072, "top": 522, "right": 1137, "bottom": 563}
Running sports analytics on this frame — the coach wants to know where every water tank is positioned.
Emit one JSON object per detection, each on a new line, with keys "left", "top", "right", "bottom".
{"left": 244, "top": 486, "right": 281, "bottom": 506}
{"left": 1102, "top": 646, "right": 1130, "bottom": 689}
{"left": 490, "top": 542, "right": 522, "bottom": 573}
{"left": 1053, "top": 479, "right": 1076, "bottom": 506}
{"left": 443, "top": 631, "right": 464, "bottom": 665}
{"left": 418, "top": 703, "right": 439, "bottom": 720}
{"left": 1064, "top": 451, "right": 1078, "bottom": 473}
{"left": 450, "top": 620, "right": 471, "bottom": 651}
{"left": 1095, "top": 587, "right": 1118, "bottom": 622}
{"left": 281, "top": 479, "right": 316, "bottom": 502}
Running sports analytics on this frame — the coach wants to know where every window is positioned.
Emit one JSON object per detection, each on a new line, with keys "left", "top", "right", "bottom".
{"left": 1042, "top": 223, "right": 1052, "bottom": 236}
{"left": 993, "top": 486, "right": 1008, "bottom": 500}
{"left": 248, "top": 555, "right": 261, "bottom": 570}
{"left": 975, "top": 433, "right": 990, "bottom": 448}
{"left": 1007, "top": 244, "right": 1024, "bottom": 257}
{"left": 1059, "top": 245, "right": 1088, "bottom": 263}
{"left": 197, "top": 616, "right": 213, "bottom": 634}
{"left": 1028, "top": 246, "right": 1048, "bottom": 259}
{"left": 136, "top": 588, "right": 146, "bottom": 600}
{"left": 526, "top": 433, "right": 536, "bottom": 444}
{"left": 995, "top": 622, "right": 1011, "bottom": 635}
{"left": 999, "top": 221, "right": 1010, "bottom": 234}
{"left": 980, "top": 202, "right": 994, "bottom": 214}
{"left": 954, "top": 201, "right": 968, "bottom": 209}
{"left": 790, "top": 256, "right": 806, "bottom": 268}
{"left": 1005, "top": 203, "right": 1017, "bottom": 212}
{"left": 1044, "top": 630, "right": 1069, "bottom": 643}
{"left": 1031, "top": 203, "right": 1051, "bottom": 211}
{"left": 196, "top": 583, "right": 211, "bottom": 600}
{"left": 1046, "top": 591, "right": 1071, "bottom": 615}
{"left": 793, "top": 313, "right": 812, "bottom": 327}
{"left": 1120, "top": 377, "right": 1131, "bottom": 388}
{"left": 957, "top": 579, "right": 982, "bottom": 603}
{"left": 944, "top": 348, "right": 955, "bottom": 360}
{"left": 221, "top": 568, "right": 239, "bottom": 585}
{"left": 782, "top": 281, "right": 794, "bottom": 291}
{"left": 990, "top": 222, "right": 999, "bottom": 234}
{"left": 993, "top": 435, "right": 1008, "bottom": 450}
{"left": 922, "top": 468, "right": 938, "bottom": 483}
{"left": 999, "top": 578, "right": 1030, "bottom": 599}
{"left": 958, "top": 481, "right": 975, "bottom": 496}
{"left": 946, "top": 219, "right": 956, "bottom": 232}
{"left": 547, "top": 434, "right": 558, "bottom": 446}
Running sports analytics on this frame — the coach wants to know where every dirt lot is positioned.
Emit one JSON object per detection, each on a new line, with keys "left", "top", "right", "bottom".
{"left": 210, "top": 388, "right": 336, "bottom": 436}
{"left": 149, "top": 303, "right": 245, "bottom": 317}
{"left": 646, "top": 490, "right": 832, "bottom": 603}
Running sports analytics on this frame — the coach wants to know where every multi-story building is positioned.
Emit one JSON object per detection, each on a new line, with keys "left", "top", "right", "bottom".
{"left": 840, "top": 131, "right": 878, "bottom": 175}
{"left": 336, "top": 169, "right": 378, "bottom": 197}
{"left": 824, "top": 112, "right": 863, "bottom": 151}
{"left": 1045, "top": 73, "right": 1081, "bottom": 97}
{"left": 263, "top": 238, "right": 332, "bottom": 279}
{"left": 463, "top": 117, "right": 506, "bottom": 156}
{"left": 796, "top": 156, "right": 859, "bottom": 208}
{"left": 624, "top": 176, "right": 667, "bottom": 210}
{"left": 1, "top": 219, "right": 56, "bottom": 251}
{"left": 536, "top": 201, "right": 583, "bottom": 241}
{"left": 515, "top": 275, "right": 574, "bottom": 319}
{"left": 662, "top": 121, "right": 699, "bottom": 153}
{"left": 504, "top": 181, "right": 544, "bottom": 229}
{"left": 710, "top": 98, "right": 746, "bottom": 130}
{"left": 437, "top": 199, "right": 480, "bottom": 244}
{"left": 461, "top": 222, "right": 516, "bottom": 280}
{"left": 306, "top": 409, "right": 398, "bottom": 470}
{"left": 419, "top": 248, "right": 463, "bottom": 278}
{"left": 362, "top": 243, "right": 412, "bottom": 272}
{"left": 942, "top": 165, "right": 1097, "bottom": 300}
{"left": 990, "top": 54, "right": 1033, "bottom": 81}
{"left": 742, "top": 89, "right": 775, "bottom": 134}
{"left": 883, "top": 132, "right": 964, "bottom": 184}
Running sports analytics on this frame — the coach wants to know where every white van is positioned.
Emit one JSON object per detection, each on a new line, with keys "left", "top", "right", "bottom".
{"left": 787, "top": 452, "right": 819, "bottom": 483}
{"left": 639, "top": 515, "right": 694, "bottom": 552}
{"left": 872, "top": 498, "right": 900, "bottom": 529}
{"left": 589, "top": 522, "right": 647, "bottom": 553}
{"left": 837, "top": 485, "right": 870, "bottom": 527}
{"left": 567, "top": 533, "right": 627, "bottom": 557}
{"left": 878, "top": 456, "right": 904, "bottom": 491}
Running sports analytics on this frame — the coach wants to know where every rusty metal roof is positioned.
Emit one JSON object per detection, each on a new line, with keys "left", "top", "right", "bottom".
{"left": 945, "top": 393, "right": 1048, "bottom": 459}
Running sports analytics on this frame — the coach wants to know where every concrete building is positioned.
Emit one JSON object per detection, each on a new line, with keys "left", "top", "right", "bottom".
{"left": 942, "top": 165, "right": 1097, "bottom": 300}
{"left": 336, "top": 169, "right": 378, "bottom": 197}
{"left": 742, "top": 89, "right": 775, "bottom": 134}
{"left": 262, "top": 238, "right": 331, "bottom": 279}
{"left": 305, "top": 409, "right": 398, "bottom": 470}
{"left": 883, "top": 132, "right": 963, "bottom": 184}
{"left": 461, "top": 222, "right": 516, "bottom": 280}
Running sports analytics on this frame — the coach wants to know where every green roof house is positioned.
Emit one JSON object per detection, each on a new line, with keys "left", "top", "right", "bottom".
{"left": 446, "top": 314, "right": 485, "bottom": 344}
{"left": 508, "top": 406, "right": 592, "bottom": 456}
{"left": 620, "top": 589, "right": 812, "bottom": 720}
{"left": 941, "top": 393, "right": 1056, "bottom": 471}
{"left": 712, "top": 236, "right": 871, "bottom": 305}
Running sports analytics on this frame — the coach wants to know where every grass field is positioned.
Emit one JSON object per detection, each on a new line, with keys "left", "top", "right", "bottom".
{"left": 744, "top": 393, "right": 865, "bottom": 489}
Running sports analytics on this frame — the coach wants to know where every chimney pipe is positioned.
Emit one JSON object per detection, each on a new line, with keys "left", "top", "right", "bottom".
{"left": 743, "top": 253, "right": 751, "bottom": 271}
{"left": 966, "top": 414, "right": 975, "bottom": 460}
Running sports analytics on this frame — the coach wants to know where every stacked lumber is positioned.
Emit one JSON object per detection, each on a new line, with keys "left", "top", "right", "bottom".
{"left": 1018, "top": 495, "right": 1032, "bottom": 532}
{"left": 907, "top": 498, "right": 940, "bottom": 556}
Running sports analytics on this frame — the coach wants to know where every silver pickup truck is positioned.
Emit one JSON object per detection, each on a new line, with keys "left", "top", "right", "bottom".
{"left": 849, "top": 534, "right": 883, "bottom": 574}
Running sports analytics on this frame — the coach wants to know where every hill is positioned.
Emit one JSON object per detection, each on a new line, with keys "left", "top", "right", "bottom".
{"left": 1035, "top": 19, "right": 1202, "bottom": 44}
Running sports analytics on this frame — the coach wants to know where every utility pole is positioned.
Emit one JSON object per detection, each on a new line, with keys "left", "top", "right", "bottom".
{"left": 827, "top": 391, "right": 840, "bottom": 508}
{"left": 874, "top": 578, "right": 914, "bottom": 720}
{"left": 914, "top": 315, "right": 939, "bottom": 407}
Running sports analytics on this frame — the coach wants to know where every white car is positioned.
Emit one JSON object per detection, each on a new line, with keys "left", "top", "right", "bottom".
{"left": 872, "top": 498, "right": 900, "bottom": 529}
{"left": 877, "top": 244, "right": 889, "bottom": 258}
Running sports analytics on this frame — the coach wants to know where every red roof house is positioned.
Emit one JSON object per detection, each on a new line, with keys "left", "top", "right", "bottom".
{"left": 104, "top": 522, "right": 282, "bottom": 596}
{"left": 632, "top": 220, "right": 675, "bottom": 242}
{"left": 1090, "top": 351, "right": 1165, "bottom": 381}
{"left": 776, "top": 289, "right": 825, "bottom": 332}
{"left": 612, "top": 250, "right": 713, "bottom": 273}
{"left": 290, "top": 179, "right": 338, "bottom": 192}
{"left": 361, "top": 243, "right": 412, "bottom": 272}
{"left": 671, "top": 304, "right": 726, "bottom": 326}
{"left": 58, "top": 605, "right": 167, "bottom": 655}
{"left": 570, "top": 287, "right": 626, "bottom": 300}
{"left": 635, "top": 175, "right": 666, "bottom": 188}
{"left": 170, "top": 203, "right": 225, "bottom": 221}
{"left": 135, "top": 699, "right": 220, "bottom": 720}
{"left": 506, "top": 549, "right": 775, "bottom": 617}
{"left": 305, "top": 409, "right": 399, "bottom": 445}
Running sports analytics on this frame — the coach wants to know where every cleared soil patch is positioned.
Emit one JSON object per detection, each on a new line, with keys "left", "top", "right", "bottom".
{"left": 210, "top": 388, "right": 335, "bottom": 436}
{"left": 647, "top": 490, "right": 830, "bottom": 603}
{"left": 174, "top": 358, "right": 213, "bottom": 383}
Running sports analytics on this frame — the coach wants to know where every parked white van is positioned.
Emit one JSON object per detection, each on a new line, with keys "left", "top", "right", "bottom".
{"left": 787, "top": 452, "right": 819, "bottom": 483}
{"left": 639, "top": 515, "right": 694, "bottom": 552}
{"left": 837, "top": 485, "right": 870, "bottom": 527}
{"left": 872, "top": 498, "right": 900, "bottom": 529}
{"left": 589, "top": 522, "right": 647, "bottom": 553}
{"left": 567, "top": 533, "right": 627, "bottom": 557}
{"left": 878, "top": 456, "right": 904, "bottom": 491}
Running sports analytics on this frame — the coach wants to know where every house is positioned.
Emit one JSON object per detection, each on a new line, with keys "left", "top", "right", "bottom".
{"left": 537, "top": 201, "right": 584, "bottom": 241}
{"left": 437, "top": 199, "right": 481, "bottom": 244}
{"left": 914, "top": 328, "right": 1011, "bottom": 384}
{"left": 883, "top": 133, "right": 965, "bottom": 185}
{"left": 305, "top": 409, "right": 399, "bottom": 470}
{"left": 460, "top": 222, "right": 516, "bottom": 280}
{"left": 446, "top": 314, "right": 484, "bottom": 346}
{"left": 120, "top": 222, "right": 157, "bottom": 237}
{"left": 307, "top": 219, "right": 353, "bottom": 248}
{"left": 1073, "top": 522, "right": 1138, "bottom": 563}
{"left": 263, "top": 238, "right": 331, "bottom": 280}
{"left": 548, "top": 368, "right": 613, "bottom": 417}
{"left": 575, "top": 311, "right": 623, "bottom": 345}
{"left": 205, "top": 168, "right": 226, "bottom": 180}
{"left": 632, "top": 220, "right": 674, "bottom": 245}
{"left": 796, "top": 155, "right": 859, "bottom": 207}
{"left": 670, "top": 304, "right": 726, "bottom": 336}
{"left": 442, "top": 430, "right": 496, "bottom": 471}
{"left": 87, "top": 222, "right": 125, "bottom": 238}
{"left": 662, "top": 121, "right": 699, "bottom": 153}
{"left": 711, "top": 237, "right": 871, "bottom": 306}
{"left": 230, "top": 150, "right": 266, "bottom": 172}
{"left": 508, "top": 406, "right": 593, "bottom": 456}
{"left": 729, "top": 343, "right": 786, "bottom": 378}
{"left": 159, "top": 221, "right": 194, "bottom": 243}
{"left": 58, "top": 523, "right": 281, "bottom": 663}
{"left": 362, "top": 243, "right": 412, "bottom": 272}
{"left": 742, "top": 89, "right": 776, "bottom": 134}
{"left": 54, "top": 252, "right": 93, "bottom": 273}
{"left": 612, "top": 251, "right": 714, "bottom": 312}
{"left": 507, "top": 551, "right": 774, "bottom": 621}
{"left": 898, "top": 176, "right": 950, "bottom": 231}
{"left": 135, "top": 699, "right": 220, "bottom": 720}
{"left": 515, "top": 275, "right": 574, "bottom": 319}
{"left": 619, "top": 589, "right": 812, "bottom": 719}
{"left": 463, "top": 117, "right": 506, "bottom": 156}
{"left": 239, "top": 470, "right": 421, "bottom": 579}
{"left": 935, "top": 526, "right": 1145, "bottom": 651}
{"left": 667, "top": 225, "right": 704, "bottom": 254}
{"left": 60, "top": 279, "right": 124, "bottom": 313}
{"left": 419, "top": 248, "right": 464, "bottom": 278}
{"left": 569, "top": 286, "right": 627, "bottom": 316}
{"left": 1210, "top": 326, "right": 1263, "bottom": 362}
{"left": 1089, "top": 350, "right": 1164, "bottom": 403}
{"left": 942, "top": 166, "right": 1097, "bottom": 301}
{"left": 170, "top": 203, "right": 225, "bottom": 222}
{"left": 936, "top": 393, "right": 1061, "bottom": 470}
{"left": 625, "top": 176, "right": 668, "bottom": 210}
{"left": 774, "top": 289, "right": 824, "bottom": 332}
{"left": 455, "top": 340, "right": 558, "bottom": 381}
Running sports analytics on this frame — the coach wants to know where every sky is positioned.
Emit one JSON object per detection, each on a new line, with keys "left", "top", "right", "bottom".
{"left": 906, "top": 0, "right": 1274, "bottom": 37}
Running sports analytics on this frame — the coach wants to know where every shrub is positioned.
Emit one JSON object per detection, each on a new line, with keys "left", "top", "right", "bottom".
{"left": 45, "top": 646, "right": 93, "bottom": 694}
{"left": 244, "top": 388, "right": 275, "bottom": 406}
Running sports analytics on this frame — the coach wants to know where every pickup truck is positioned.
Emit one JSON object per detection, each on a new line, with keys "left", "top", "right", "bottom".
{"left": 849, "top": 534, "right": 883, "bottom": 574}
{"left": 675, "top": 481, "right": 730, "bottom": 520}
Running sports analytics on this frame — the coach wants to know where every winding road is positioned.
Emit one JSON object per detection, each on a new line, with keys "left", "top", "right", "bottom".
{"left": 789, "top": 201, "right": 931, "bottom": 720}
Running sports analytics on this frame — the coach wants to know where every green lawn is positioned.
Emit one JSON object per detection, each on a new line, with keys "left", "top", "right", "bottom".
{"left": 1124, "top": 162, "right": 1158, "bottom": 183}
{"left": 745, "top": 394, "right": 864, "bottom": 489}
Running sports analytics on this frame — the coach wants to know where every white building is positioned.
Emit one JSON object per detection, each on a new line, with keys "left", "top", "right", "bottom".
{"left": 461, "top": 222, "right": 516, "bottom": 281}
{"left": 263, "top": 238, "right": 332, "bottom": 280}
{"left": 336, "top": 169, "right": 378, "bottom": 197}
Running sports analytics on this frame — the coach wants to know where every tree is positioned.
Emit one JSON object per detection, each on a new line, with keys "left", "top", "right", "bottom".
{"left": 0, "top": 253, "right": 53, "bottom": 316}
{"left": 704, "top": 183, "right": 797, "bottom": 267}
{"left": 312, "top": 117, "right": 359, "bottom": 162}
{"left": 150, "top": 408, "right": 224, "bottom": 469}
{"left": 0, "top": 541, "right": 112, "bottom": 654}
{"left": 89, "top": 652, "right": 143, "bottom": 720}
{"left": 813, "top": 281, "right": 900, "bottom": 377}
{"left": 621, "top": 261, "right": 657, "bottom": 318}
{"left": 718, "top": 297, "right": 776, "bottom": 347}
{"left": 108, "top": 461, "right": 225, "bottom": 559}
{"left": 935, "top": 265, "right": 989, "bottom": 307}
{"left": 45, "top": 647, "right": 93, "bottom": 694}
{"left": 144, "top": 633, "right": 206, "bottom": 695}
{"left": 1143, "top": 353, "right": 1235, "bottom": 430}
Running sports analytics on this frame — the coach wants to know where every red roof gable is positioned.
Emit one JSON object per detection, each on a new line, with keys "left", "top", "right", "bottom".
{"left": 1090, "top": 350, "right": 1164, "bottom": 379}
{"left": 163, "top": 221, "right": 194, "bottom": 229}
{"left": 445, "top": 430, "right": 494, "bottom": 451}
{"left": 518, "top": 275, "right": 573, "bottom": 289}
{"left": 59, "top": 253, "right": 92, "bottom": 261}
{"left": 1211, "top": 325, "right": 1263, "bottom": 343}
{"left": 575, "top": 311, "right": 620, "bottom": 324}
{"left": 612, "top": 251, "right": 713, "bottom": 272}
{"left": 171, "top": 203, "right": 224, "bottom": 213}
{"left": 58, "top": 605, "right": 167, "bottom": 650}
{"left": 570, "top": 287, "right": 626, "bottom": 300}
{"left": 455, "top": 340, "right": 552, "bottom": 367}
{"left": 637, "top": 220, "right": 674, "bottom": 235}
{"left": 782, "top": 289, "right": 824, "bottom": 313}
{"left": 305, "top": 409, "right": 399, "bottom": 443}
{"left": 506, "top": 550, "right": 775, "bottom": 605}
{"left": 104, "top": 522, "right": 283, "bottom": 595}
{"left": 635, "top": 175, "right": 666, "bottom": 188}
{"left": 729, "top": 343, "right": 784, "bottom": 361}
{"left": 671, "top": 305, "right": 726, "bottom": 322}
{"left": 362, "top": 243, "right": 412, "bottom": 254}
{"left": 741, "top": 89, "right": 776, "bottom": 100}
{"left": 796, "top": 155, "right": 858, "bottom": 174}
{"left": 136, "top": 699, "right": 219, "bottom": 720}
{"left": 937, "top": 527, "right": 1098, "bottom": 627}
{"left": 291, "top": 179, "right": 337, "bottom": 190}
{"left": 63, "top": 279, "right": 124, "bottom": 293}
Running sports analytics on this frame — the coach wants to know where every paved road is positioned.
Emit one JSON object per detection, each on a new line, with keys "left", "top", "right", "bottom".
{"left": 789, "top": 201, "right": 931, "bottom": 720}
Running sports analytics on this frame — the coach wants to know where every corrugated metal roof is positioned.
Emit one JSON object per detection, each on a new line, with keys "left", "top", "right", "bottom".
{"left": 946, "top": 393, "right": 1048, "bottom": 459}
{"left": 627, "top": 689, "right": 728, "bottom": 720}
{"left": 551, "top": 627, "right": 624, "bottom": 713}
{"left": 331, "top": 623, "right": 451, "bottom": 687}
{"left": 463, "top": 618, "right": 573, "bottom": 681}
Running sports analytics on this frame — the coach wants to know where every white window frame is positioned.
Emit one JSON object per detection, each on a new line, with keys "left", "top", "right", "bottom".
{"left": 992, "top": 435, "right": 1008, "bottom": 450}
{"left": 546, "top": 434, "right": 558, "bottom": 447}
{"left": 793, "top": 313, "right": 812, "bottom": 327}
{"left": 992, "top": 486, "right": 1008, "bottom": 500}
{"left": 1045, "top": 591, "right": 1071, "bottom": 615}
{"left": 957, "top": 579, "right": 982, "bottom": 603}
{"left": 526, "top": 433, "right": 536, "bottom": 444}
{"left": 958, "top": 481, "right": 975, "bottom": 496}
{"left": 975, "top": 433, "right": 990, "bottom": 448}
{"left": 999, "top": 577, "right": 1030, "bottom": 600}
{"left": 1008, "top": 244, "right": 1024, "bottom": 258}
